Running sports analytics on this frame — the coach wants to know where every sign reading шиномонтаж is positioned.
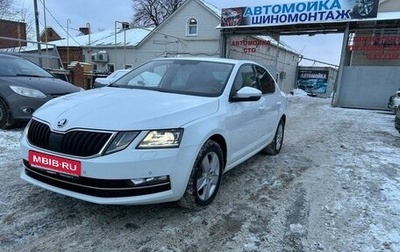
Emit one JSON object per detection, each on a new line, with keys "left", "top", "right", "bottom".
{"left": 221, "top": 0, "right": 380, "bottom": 27}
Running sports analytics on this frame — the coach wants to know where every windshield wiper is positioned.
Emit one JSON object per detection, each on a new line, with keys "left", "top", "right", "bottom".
{"left": 16, "top": 74, "right": 48, "bottom": 78}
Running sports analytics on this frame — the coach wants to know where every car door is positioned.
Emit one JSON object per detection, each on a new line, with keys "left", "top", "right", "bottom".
{"left": 254, "top": 64, "right": 281, "bottom": 141}
{"left": 225, "top": 64, "right": 269, "bottom": 167}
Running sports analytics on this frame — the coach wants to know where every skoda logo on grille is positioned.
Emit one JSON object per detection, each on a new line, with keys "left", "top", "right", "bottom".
{"left": 57, "top": 118, "right": 68, "bottom": 127}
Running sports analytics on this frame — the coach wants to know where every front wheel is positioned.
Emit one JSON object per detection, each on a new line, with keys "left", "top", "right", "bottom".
{"left": 178, "top": 140, "right": 224, "bottom": 210}
{"left": 0, "top": 99, "right": 13, "bottom": 129}
{"left": 262, "top": 118, "right": 285, "bottom": 155}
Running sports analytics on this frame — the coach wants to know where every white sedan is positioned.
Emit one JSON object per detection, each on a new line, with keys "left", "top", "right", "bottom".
{"left": 20, "top": 57, "right": 287, "bottom": 209}
{"left": 93, "top": 68, "right": 131, "bottom": 88}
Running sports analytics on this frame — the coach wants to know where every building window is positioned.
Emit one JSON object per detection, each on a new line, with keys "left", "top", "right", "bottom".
{"left": 187, "top": 18, "right": 198, "bottom": 36}
{"left": 125, "top": 64, "right": 132, "bottom": 69}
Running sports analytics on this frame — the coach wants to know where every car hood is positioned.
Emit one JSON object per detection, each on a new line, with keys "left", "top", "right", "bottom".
{"left": 0, "top": 76, "right": 81, "bottom": 94}
{"left": 35, "top": 87, "right": 220, "bottom": 131}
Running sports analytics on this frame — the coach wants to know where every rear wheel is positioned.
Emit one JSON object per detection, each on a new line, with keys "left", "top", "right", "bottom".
{"left": 262, "top": 118, "right": 285, "bottom": 155}
{"left": 178, "top": 140, "right": 224, "bottom": 210}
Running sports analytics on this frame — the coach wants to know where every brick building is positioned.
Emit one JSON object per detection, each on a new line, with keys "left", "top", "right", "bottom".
{"left": 0, "top": 19, "right": 27, "bottom": 48}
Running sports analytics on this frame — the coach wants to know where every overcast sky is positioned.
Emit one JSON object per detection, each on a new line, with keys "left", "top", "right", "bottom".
{"left": 13, "top": 0, "right": 343, "bottom": 66}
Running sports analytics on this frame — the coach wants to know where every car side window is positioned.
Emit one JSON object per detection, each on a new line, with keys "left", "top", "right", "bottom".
{"left": 255, "top": 65, "right": 275, "bottom": 94}
{"left": 232, "top": 65, "right": 259, "bottom": 93}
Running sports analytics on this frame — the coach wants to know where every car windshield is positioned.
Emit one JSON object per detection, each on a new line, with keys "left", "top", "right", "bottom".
{"left": 111, "top": 59, "right": 234, "bottom": 97}
{"left": 0, "top": 57, "right": 54, "bottom": 78}
{"left": 107, "top": 69, "right": 130, "bottom": 80}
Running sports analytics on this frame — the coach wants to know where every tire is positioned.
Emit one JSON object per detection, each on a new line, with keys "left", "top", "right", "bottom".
{"left": 178, "top": 140, "right": 224, "bottom": 210}
{"left": 0, "top": 99, "right": 13, "bottom": 130}
{"left": 262, "top": 118, "right": 285, "bottom": 155}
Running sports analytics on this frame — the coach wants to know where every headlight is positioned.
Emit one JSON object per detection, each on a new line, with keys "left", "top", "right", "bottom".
{"left": 137, "top": 129, "right": 183, "bottom": 149}
{"left": 10, "top": 86, "right": 46, "bottom": 98}
{"left": 104, "top": 131, "right": 139, "bottom": 154}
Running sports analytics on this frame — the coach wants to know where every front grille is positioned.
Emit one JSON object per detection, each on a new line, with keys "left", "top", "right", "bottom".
{"left": 24, "top": 160, "right": 171, "bottom": 198}
{"left": 27, "top": 119, "right": 113, "bottom": 157}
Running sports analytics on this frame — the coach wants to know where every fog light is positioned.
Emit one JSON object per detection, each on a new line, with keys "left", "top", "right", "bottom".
{"left": 21, "top": 107, "right": 34, "bottom": 114}
{"left": 130, "top": 175, "right": 169, "bottom": 186}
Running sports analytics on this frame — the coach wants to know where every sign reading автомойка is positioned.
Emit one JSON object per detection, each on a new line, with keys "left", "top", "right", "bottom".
{"left": 221, "top": 0, "right": 380, "bottom": 27}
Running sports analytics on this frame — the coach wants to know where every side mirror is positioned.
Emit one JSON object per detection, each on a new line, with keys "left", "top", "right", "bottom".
{"left": 231, "top": 86, "right": 262, "bottom": 102}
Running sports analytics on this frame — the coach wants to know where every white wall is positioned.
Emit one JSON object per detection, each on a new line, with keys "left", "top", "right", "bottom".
{"left": 135, "top": 0, "right": 222, "bottom": 64}
{"left": 226, "top": 35, "right": 299, "bottom": 93}
{"left": 87, "top": 0, "right": 223, "bottom": 73}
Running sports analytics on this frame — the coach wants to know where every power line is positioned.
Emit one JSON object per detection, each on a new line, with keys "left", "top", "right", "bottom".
{"left": 38, "top": 0, "right": 82, "bottom": 46}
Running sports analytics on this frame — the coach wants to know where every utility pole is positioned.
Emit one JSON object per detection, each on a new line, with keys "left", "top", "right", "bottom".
{"left": 33, "top": 0, "right": 42, "bottom": 66}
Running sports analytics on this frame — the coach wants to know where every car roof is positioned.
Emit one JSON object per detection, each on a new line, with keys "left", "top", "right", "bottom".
{"left": 113, "top": 69, "right": 131, "bottom": 73}
{"left": 0, "top": 53, "right": 21, "bottom": 59}
{"left": 152, "top": 57, "right": 256, "bottom": 65}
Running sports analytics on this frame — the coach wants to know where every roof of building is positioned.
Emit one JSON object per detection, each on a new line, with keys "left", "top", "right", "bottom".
{"left": 40, "top": 26, "right": 63, "bottom": 38}
{"left": 20, "top": 27, "right": 153, "bottom": 51}
{"left": 53, "top": 27, "right": 154, "bottom": 47}
{"left": 199, "top": 0, "right": 220, "bottom": 17}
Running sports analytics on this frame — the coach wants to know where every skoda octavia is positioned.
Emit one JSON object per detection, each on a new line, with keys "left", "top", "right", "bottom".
{"left": 20, "top": 57, "right": 287, "bottom": 209}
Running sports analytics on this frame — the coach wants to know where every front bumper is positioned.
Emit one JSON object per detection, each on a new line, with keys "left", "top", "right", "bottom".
{"left": 20, "top": 135, "right": 198, "bottom": 205}
{"left": 6, "top": 93, "right": 51, "bottom": 121}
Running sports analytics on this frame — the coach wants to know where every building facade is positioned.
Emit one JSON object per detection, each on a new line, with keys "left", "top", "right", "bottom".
{"left": 334, "top": 0, "right": 400, "bottom": 109}
{"left": 0, "top": 19, "right": 27, "bottom": 48}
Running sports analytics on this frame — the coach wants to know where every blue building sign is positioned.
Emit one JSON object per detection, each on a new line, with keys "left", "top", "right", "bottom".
{"left": 221, "top": 0, "right": 380, "bottom": 27}
{"left": 297, "top": 69, "right": 329, "bottom": 94}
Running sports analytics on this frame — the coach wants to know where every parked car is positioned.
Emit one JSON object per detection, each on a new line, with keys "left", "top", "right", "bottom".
{"left": 0, "top": 53, "right": 82, "bottom": 129}
{"left": 395, "top": 105, "right": 400, "bottom": 133}
{"left": 20, "top": 57, "right": 288, "bottom": 209}
{"left": 94, "top": 69, "right": 131, "bottom": 88}
{"left": 388, "top": 90, "right": 400, "bottom": 113}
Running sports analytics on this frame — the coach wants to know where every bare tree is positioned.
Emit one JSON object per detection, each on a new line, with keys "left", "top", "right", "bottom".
{"left": 131, "top": 0, "right": 186, "bottom": 27}
{"left": 0, "top": 0, "right": 33, "bottom": 40}
{"left": 0, "top": 0, "right": 13, "bottom": 19}
{"left": 17, "top": 7, "right": 35, "bottom": 40}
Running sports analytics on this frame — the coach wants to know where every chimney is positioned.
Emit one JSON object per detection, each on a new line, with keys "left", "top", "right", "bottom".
{"left": 79, "top": 27, "right": 90, "bottom": 35}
